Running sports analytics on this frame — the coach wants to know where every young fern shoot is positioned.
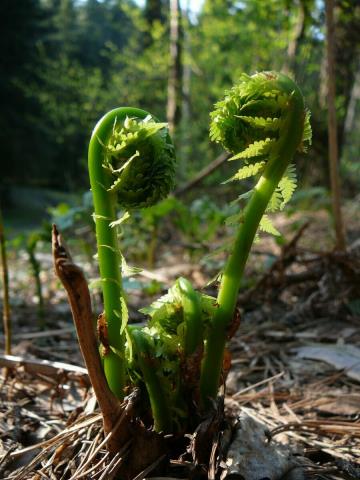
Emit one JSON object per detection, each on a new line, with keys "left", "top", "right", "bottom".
{"left": 88, "top": 108, "right": 175, "bottom": 399}
{"left": 200, "top": 72, "right": 311, "bottom": 406}
{"left": 79, "top": 70, "right": 310, "bottom": 436}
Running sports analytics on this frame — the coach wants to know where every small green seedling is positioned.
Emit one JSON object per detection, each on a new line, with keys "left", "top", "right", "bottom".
{"left": 13, "top": 224, "right": 51, "bottom": 327}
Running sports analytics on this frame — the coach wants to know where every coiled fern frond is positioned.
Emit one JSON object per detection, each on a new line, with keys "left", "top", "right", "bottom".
{"left": 210, "top": 71, "right": 311, "bottom": 232}
{"left": 210, "top": 72, "right": 311, "bottom": 155}
{"left": 103, "top": 115, "right": 176, "bottom": 210}
{"left": 201, "top": 72, "right": 311, "bottom": 406}
{"left": 88, "top": 107, "right": 176, "bottom": 399}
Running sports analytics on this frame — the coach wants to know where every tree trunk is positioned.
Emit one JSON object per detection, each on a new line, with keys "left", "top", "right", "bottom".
{"left": 145, "top": 0, "right": 165, "bottom": 25}
{"left": 283, "top": 0, "right": 307, "bottom": 76}
{"left": 325, "top": 0, "right": 346, "bottom": 251}
{"left": 343, "top": 60, "right": 360, "bottom": 136}
{"left": 167, "top": 0, "right": 183, "bottom": 136}
{"left": 0, "top": 207, "right": 11, "bottom": 355}
{"left": 179, "top": 2, "right": 191, "bottom": 176}
{"left": 144, "top": 0, "right": 166, "bottom": 48}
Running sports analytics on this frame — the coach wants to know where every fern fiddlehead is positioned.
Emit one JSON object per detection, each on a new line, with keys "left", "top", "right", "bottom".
{"left": 88, "top": 108, "right": 176, "bottom": 399}
{"left": 86, "top": 72, "right": 310, "bottom": 432}
{"left": 200, "top": 72, "right": 311, "bottom": 406}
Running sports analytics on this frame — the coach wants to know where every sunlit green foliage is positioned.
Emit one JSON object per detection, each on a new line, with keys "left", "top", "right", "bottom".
{"left": 1, "top": 0, "right": 358, "bottom": 195}
{"left": 210, "top": 72, "right": 311, "bottom": 236}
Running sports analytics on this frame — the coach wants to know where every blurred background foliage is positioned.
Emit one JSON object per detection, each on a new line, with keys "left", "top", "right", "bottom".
{"left": 0, "top": 0, "right": 359, "bottom": 229}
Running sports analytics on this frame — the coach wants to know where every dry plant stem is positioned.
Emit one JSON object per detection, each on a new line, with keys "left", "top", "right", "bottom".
{"left": 0, "top": 208, "right": 11, "bottom": 355}
{"left": 325, "top": 0, "right": 346, "bottom": 251}
{"left": 52, "top": 225, "right": 122, "bottom": 450}
{"left": 0, "top": 353, "right": 89, "bottom": 383}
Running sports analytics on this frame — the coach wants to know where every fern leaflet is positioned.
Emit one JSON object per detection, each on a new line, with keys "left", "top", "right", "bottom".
{"left": 278, "top": 164, "right": 297, "bottom": 208}
{"left": 235, "top": 116, "right": 281, "bottom": 131}
{"left": 266, "top": 190, "right": 283, "bottom": 213}
{"left": 229, "top": 138, "right": 275, "bottom": 161}
{"left": 224, "top": 161, "right": 265, "bottom": 183}
{"left": 299, "top": 109, "right": 312, "bottom": 152}
{"left": 259, "top": 215, "right": 281, "bottom": 236}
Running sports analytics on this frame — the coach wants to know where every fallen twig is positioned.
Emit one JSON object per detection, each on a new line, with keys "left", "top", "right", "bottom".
{"left": 0, "top": 353, "right": 89, "bottom": 384}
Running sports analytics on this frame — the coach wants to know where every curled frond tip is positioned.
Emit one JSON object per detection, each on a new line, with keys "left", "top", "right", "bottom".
{"left": 104, "top": 115, "right": 176, "bottom": 210}
{"left": 209, "top": 71, "right": 311, "bottom": 225}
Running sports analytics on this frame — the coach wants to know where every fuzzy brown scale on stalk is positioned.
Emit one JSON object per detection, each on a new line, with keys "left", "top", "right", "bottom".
{"left": 97, "top": 313, "right": 110, "bottom": 356}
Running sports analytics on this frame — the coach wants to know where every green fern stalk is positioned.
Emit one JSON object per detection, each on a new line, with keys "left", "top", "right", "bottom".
{"left": 200, "top": 72, "right": 311, "bottom": 406}
{"left": 130, "top": 327, "right": 172, "bottom": 432}
{"left": 134, "top": 277, "right": 205, "bottom": 432}
{"left": 88, "top": 108, "right": 175, "bottom": 399}
{"left": 176, "top": 278, "right": 203, "bottom": 355}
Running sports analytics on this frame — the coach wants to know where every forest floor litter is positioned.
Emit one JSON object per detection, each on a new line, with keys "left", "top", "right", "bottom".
{"left": 0, "top": 209, "right": 359, "bottom": 480}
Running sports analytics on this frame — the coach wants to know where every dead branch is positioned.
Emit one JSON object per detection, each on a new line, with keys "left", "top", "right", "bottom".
{"left": 0, "top": 353, "right": 89, "bottom": 384}
{"left": 175, "top": 152, "right": 230, "bottom": 196}
{"left": 52, "top": 224, "right": 123, "bottom": 452}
